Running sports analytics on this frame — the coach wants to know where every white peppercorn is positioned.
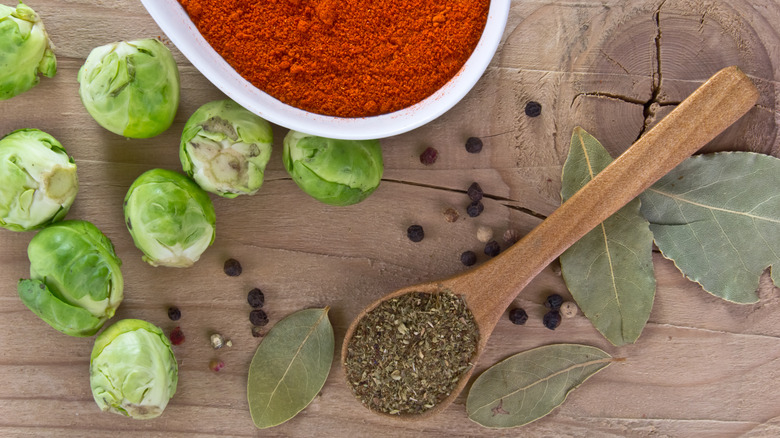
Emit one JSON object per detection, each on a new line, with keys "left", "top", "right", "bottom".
{"left": 560, "top": 301, "right": 578, "bottom": 318}
{"left": 210, "top": 333, "right": 225, "bottom": 349}
{"left": 476, "top": 225, "right": 493, "bottom": 243}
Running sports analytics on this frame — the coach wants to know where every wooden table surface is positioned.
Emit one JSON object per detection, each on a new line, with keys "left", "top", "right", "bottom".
{"left": 1, "top": 0, "right": 779, "bottom": 436}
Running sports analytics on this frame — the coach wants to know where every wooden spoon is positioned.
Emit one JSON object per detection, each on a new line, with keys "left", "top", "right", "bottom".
{"left": 342, "top": 66, "right": 759, "bottom": 419}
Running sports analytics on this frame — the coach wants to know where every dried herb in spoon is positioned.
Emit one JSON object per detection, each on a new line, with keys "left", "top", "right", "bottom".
{"left": 344, "top": 291, "right": 479, "bottom": 415}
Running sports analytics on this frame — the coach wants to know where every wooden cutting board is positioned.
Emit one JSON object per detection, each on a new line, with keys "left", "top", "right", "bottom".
{"left": 1, "top": 0, "right": 778, "bottom": 436}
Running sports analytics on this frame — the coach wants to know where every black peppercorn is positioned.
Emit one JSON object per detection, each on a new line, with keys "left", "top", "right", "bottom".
{"left": 525, "top": 101, "right": 542, "bottom": 117}
{"left": 466, "top": 200, "right": 484, "bottom": 217}
{"left": 407, "top": 224, "right": 424, "bottom": 242}
{"left": 484, "top": 240, "right": 501, "bottom": 257}
{"left": 223, "top": 258, "right": 242, "bottom": 277}
{"left": 543, "top": 311, "right": 561, "bottom": 330}
{"left": 460, "top": 250, "right": 477, "bottom": 266}
{"left": 508, "top": 307, "right": 528, "bottom": 325}
{"left": 247, "top": 288, "right": 265, "bottom": 308}
{"left": 167, "top": 306, "right": 181, "bottom": 321}
{"left": 465, "top": 137, "right": 483, "bottom": 153}
{"left": 467, "top": 182, "right": 483, "bottom": 202}
{"left": 545, "top": 293, "right": 564, "bottom": 310}
{"left": 250, "top": 309, "right": 269, "bottom": 326}
{"left": 419, "top": 146, "right": 438, "bottom": 165}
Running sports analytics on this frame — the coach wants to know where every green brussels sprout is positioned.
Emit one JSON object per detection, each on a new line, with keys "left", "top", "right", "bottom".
{"left": 78, "top": 38, "right": 180, "bottom": 138}
{"left": 124, "top": 168, "right": 215, "bottom": 267}
{"left": 180, "top": 99, "right": 273, "bottom": 198}
{"left": 90, "top": 319, "right": 178, "bottom": 419}
{"left": 17, "top": 220, "right": 123, "bottom": 336}
{"left": 283, "top": 130, "right": 383, "bottom": 206}
{"left": 0, "top": 128, "right": 78, "bottom": 231}
{"left": 0, "top": 1, "right": 56, "bottom": 100}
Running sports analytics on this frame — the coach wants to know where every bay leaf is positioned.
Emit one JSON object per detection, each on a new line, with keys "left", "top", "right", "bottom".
{"left": 640, "top": 152, "right": 780, "bottom": 303}
{"left": 559, "top": 127, "right": 656, "bottom": 346}
{"left": 247, "top": 307, "right": 334, "bottom": 429}
{"left": 467, "top": 344, "right": 614, "bottom": 428}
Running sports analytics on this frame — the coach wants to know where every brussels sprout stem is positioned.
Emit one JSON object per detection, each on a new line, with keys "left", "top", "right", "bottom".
{"left": 43, "top": 165, "right": 78, "bottom": 203}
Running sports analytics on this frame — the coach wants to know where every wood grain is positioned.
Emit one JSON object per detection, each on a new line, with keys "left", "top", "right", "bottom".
{"left": 1, "top": 0, "right": 779, "bottom": 437}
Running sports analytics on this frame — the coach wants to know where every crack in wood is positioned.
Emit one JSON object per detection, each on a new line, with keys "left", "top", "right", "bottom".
{"left": 500, "top": 202, "right": 549, "bottom": 220}
{"left": 573, "top": 3, "right": 679, "bottom": 137}
{"left": 699, "top": 11, "right": 707, "bottom": 32}
{"left": 382, "top": 178, "right": 549, "bottom": 220}
{"left": 570, "top": 91, "right": 681, "bottom": 109}
{"left": 600, "top": 49, "right": 632, "bottom": 75}
{"left": 481, "top": 129, "right": 516, "bottom": 139}
{"left": 381, "top": 178, "right": 468, "bottom": 196}
{"left": 572, "top": 91, "right": 647, "bottom": 106}
{"left": 636, "top": 0, "right": 667, "bottom": 142}
{"left": 217, "top": 237, "right": 441, "bottom": 277}
{"left": 219, "top": 237, "right": 381, "bottom": 263}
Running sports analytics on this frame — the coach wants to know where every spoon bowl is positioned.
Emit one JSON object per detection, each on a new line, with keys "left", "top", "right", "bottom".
{"left": 342, "top": 66, "right": 759, "bottom": 419}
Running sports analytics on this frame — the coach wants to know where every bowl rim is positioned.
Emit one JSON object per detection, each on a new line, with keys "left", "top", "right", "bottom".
{"left": 140, "top": 0, "right": 510, "bottom": 140}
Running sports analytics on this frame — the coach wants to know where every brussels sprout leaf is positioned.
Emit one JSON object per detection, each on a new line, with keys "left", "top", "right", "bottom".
{"left": 18, "top": 279, "right": 103, "bottom": 337}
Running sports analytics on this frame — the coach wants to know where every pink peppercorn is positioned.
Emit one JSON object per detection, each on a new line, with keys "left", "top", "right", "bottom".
{"left": 209, "top": 359, "right": 225, "bottom": 372}
{"left": 419, "top": 147, "right": 438, "bottom": 165}
{"left": 169, "top": 326, "right": 185, "bottom": 345}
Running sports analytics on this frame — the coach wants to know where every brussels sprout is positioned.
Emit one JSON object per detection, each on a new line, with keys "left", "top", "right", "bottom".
{"left": 283, "top": 130, "right": 383, "bottom": 206}
{"left": 124, "top": 168, "right": 215, "bottom": 267}
{"left": 17, "top": 220, "right": 123, "bottom": 336}
{"left": 0, "top": 1, "right": 56, "bottom": 100}
{"left": 180, "top": 99, "right": 273, "bottom": 198}
{"left": 0, "top": 128, "right": 78, "bottom": 231}
{"left": 78, "top": 38, "right": 180, "bottom": 138}
{"left": 90, "top": 319, "right": 178, "bottom": 419}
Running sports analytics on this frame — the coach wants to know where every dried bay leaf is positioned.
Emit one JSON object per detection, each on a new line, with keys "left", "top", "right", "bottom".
{"left": 247, "top": 307, "right": 334, "bottom": 429}
{"left": 466, "top": 344, "right": 614, "bottom": 428}
{"left": 640, "top": 152, "right": 780, "bottom": 303}
{"left": 559, "top": 127, "right": 656, "bottom": 346}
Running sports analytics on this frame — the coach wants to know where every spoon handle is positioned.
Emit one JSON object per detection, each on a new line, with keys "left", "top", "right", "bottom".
{"left": 462, "top": 66, "right": 759, "bottom": 327}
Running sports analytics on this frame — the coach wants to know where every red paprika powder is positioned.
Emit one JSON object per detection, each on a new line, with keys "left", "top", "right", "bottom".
{"left": 178, "top": 0, "right": 490, "bottom": 118}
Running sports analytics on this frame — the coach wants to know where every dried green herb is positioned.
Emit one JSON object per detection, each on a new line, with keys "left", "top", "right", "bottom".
{"left": 640, "top": 152, "right": 780, "bottom": 303}
{"left": 247, "top": 307, "right": 334, "bottom": 429}
{"left": 560, "top": 127, "right": 656, "bottom": 346}
{"left": 344, "top": 291, "right": 479, "bottom": 415}
{"left": 467, "top": 344, "right": 615, "bottom": 428}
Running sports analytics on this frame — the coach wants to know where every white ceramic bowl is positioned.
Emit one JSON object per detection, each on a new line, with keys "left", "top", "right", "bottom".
{"left": 140, "top": 0, "right": 510, "bottom": 140}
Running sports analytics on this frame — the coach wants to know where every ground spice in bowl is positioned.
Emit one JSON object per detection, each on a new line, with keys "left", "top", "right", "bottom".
{"left": 344, "top": 291, "right": 479, "bottom": 415}
{"left": 178, "top": 0, "right": 490, "bottom": 118}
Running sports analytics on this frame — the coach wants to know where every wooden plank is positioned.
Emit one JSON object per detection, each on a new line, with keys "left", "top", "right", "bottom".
{"left": 0, "top": 0, "right": 778, "bottom": 436}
